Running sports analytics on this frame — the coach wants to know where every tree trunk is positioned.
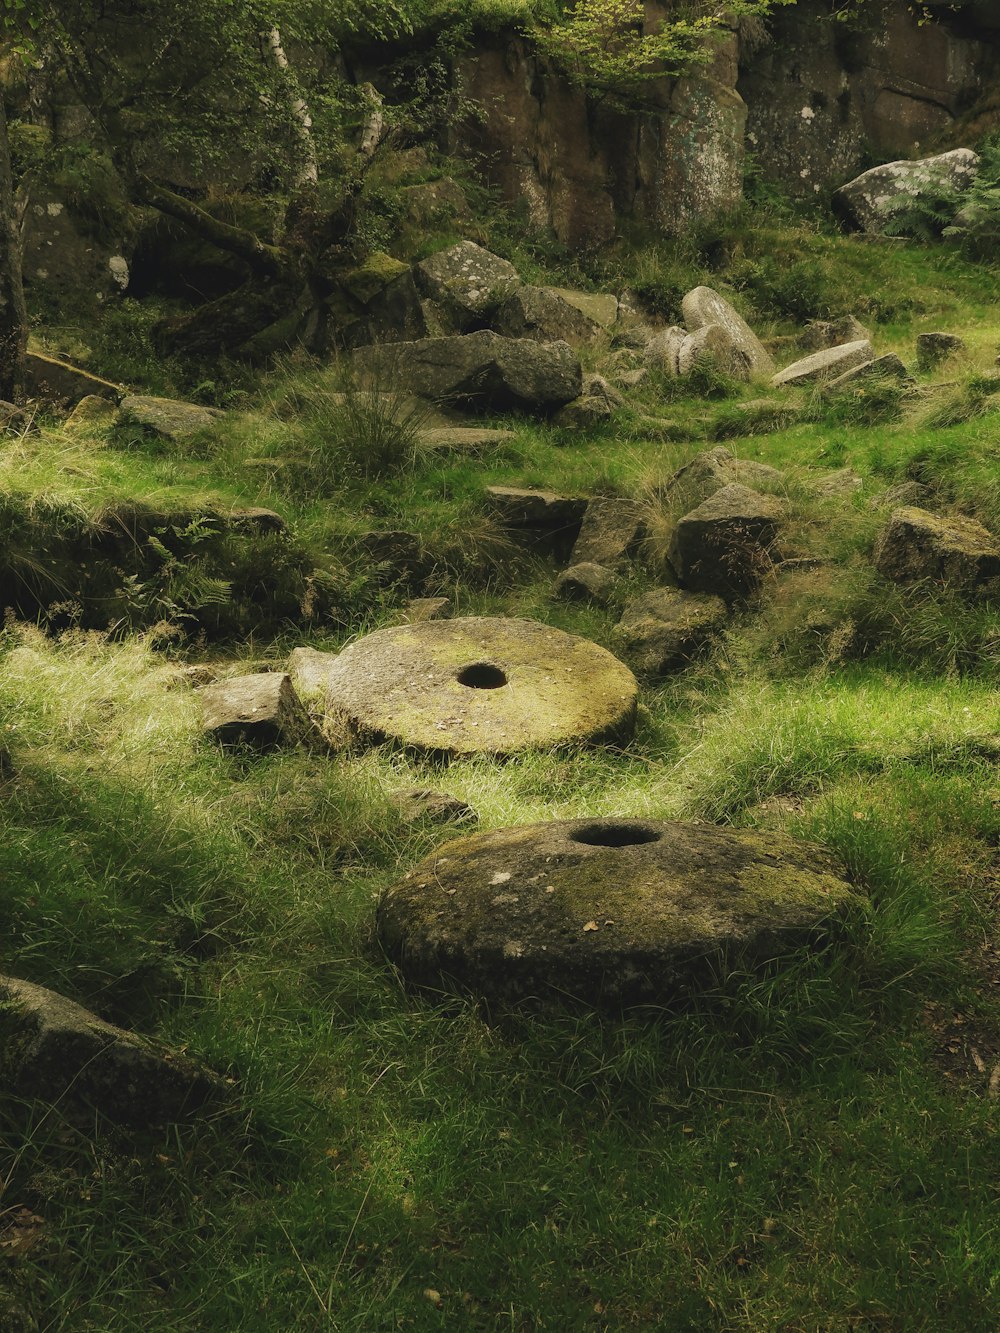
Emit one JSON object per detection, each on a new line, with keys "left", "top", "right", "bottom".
{"left": 0, "top": 96, "right": 27, "bottom": 403}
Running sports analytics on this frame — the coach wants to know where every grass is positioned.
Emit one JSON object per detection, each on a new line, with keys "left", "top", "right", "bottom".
{"left": 1, "top": 203, "right": 999, "bottom": 1330}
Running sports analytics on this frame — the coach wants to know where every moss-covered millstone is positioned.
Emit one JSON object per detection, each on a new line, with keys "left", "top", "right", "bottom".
{"left": 377, "top": 819, "right": 866, "bottom": 1004}
{"left": 324, "top": 617, "right": 638, "bottom": 756}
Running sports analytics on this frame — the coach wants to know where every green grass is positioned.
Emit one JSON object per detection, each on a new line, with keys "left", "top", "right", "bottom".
{"left": 1, "top": 205, "right": 999, "bottom": 1330}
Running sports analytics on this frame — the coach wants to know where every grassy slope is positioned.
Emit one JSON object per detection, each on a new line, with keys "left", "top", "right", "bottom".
{"left": 1, "top": 216, "right": 999, "bottom": 1331}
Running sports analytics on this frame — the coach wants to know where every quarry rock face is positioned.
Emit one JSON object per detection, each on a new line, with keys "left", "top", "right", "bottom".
{"left": 323, "top": 617, "right": 638, "bottom": 756}
{"left": 873, "top": 507, "right": 1000, "bottom": 590}
{"left": 833, "top": 150, "right": 980, "bottom": 234}
{"left": 377, "top": 819, "right": 866, "bottom": 1005}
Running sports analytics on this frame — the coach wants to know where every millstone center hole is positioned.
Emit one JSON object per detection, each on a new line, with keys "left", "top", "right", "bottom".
{"left": 457, "top": 662, "right": 508, "bottom": 691}
{"left": 571, "top": 821, "right": 662, "bottom": 848}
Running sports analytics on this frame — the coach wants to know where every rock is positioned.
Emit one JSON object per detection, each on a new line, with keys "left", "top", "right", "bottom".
{"left": 554, "top": 374, "right": 623, "bottom": 428}
{"left": 355, "top": 530, "right": 425, "bottom": 584}
{"left": 772, "top": 340, "right": 875, "bottom": 389}
{"left": 399, "top": 178, "right": 469, "bottom": 227}
{"left": 825, "top": 353, "right": 910, "bottom": 391}
{"left": 681, "top": 286, "right": 775, "bottom": 379}
{"left": 119, "top": 395, "right": 223, "bottom": 441}
{"left": 287, "top": 648, "right": 340, "bottom": 710}
{"left": 377, "top": 818, "right": 865, "bottom": 1005}
{"left": 495, "top": 285, "right": 608, "bottom": 343}
{"left": 353, "top": 331, "right": 582, "bottom": 413}
{"left": 552, "top": 562, "right": 619, "bottom": 605}
{"left": 916, "top": 332, "right": 966, "bottom": 372}
{"left": 199, "top": 673, "right": 313, "bottom": 749}
{"left": 414, "top": 241, "right": 520, "bottom": 331}
{"left": 226, "top": 507, "right": 288, "bottom": 535}
{"left": 551, "top": 288, "right": 619, "bottom": 328}
{"left": 0, "top": 400, "right": 26, "bottom": 431}
{"left": 875, "top": 481, "right": 935, "bottom": 510}
{"left": 485, "top": 486, "right": 587, "bottom": 554}
{"left": 323, "top": 617, "right": 638, "bottom": 756}
{"left": 390, "top": 787, "right": 477, "bottom": 825}
{"left": 677, "top": 323, "right": 752, "bottom": 381}
{"left": 613, "top": 587, "right": 728, "bottom": 675}
{"left": 661, "top": 447, "right": 784, "bottom": 510}
{"left": 416, "top": 426, "right": 516, "bottom": 453}
{"left": 65, "top": 394, "right": 118, "bottom": 430}
{"left": 811, "top": 468, "right": 864, "bottom": 499}
{"left": 873, "top": 506, "right": 1000, "bottom": 590}
{"left": 799, "top": 316, "right": 871, "bottom": 351}
{"left": 644, "top": 326, "right": 686, "bottom": 375}
{"left": 340, "top": 252, "right": 429, "bottom": 346}
{"left": 614, "top": 323, "right": 655, "bottom": 351}
{"left": 669, "top": 484, "right": 784, "bottom": 597}
{"left": 570, "top": 498, "right": 647, "bottom": 568}
{"left": 0, "top": 974, "right": 221, "bottom": 1127}
{"left": 833, "top": 149, "right": 979, "bottom": 235}
{"left": 401, "top": 597, "right": 451, "bottom": 623}
{"left": 615, "top": 367, "right": 649, "bottom": 390}
{"left": 25, "top": 352, "right": 121, "bottom": 406}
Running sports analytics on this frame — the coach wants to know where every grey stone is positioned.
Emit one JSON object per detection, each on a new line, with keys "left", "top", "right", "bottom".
{"left": 25, "top": 352, "right": 121, "bottom": 406}
{"left": 554, "top": 374, "right": 623, "bottom": 428}
{"left": 377, "top": 819, "right": 866, "bottom": 1005}
{"left": 119, "top": 395, "right": 223, "bottom": 441}
{"left": 199, "top": 673, "right": 312, "bottom": 749}
{"left": 552, "top": 562, "right": 619, "bottom": 605}
{"left": 390, "top": 787, "right": 477, "bottom": 825}
{"left": 916, "top": 332, "right": 966, "bottom": 372}
{"left": 495, "top": 285, "right": 607, "bottom": 343}
{"left": 485, "top": 486, "right": 587, "bottom": 541}
{"left": 323, "top": 617, "right": 638, "bottom": 756}
{"left": 287, "top": 647, "right": 340, "bottom": 710}
{"left": 772, "top": 340, "right": 875, "bottom": 388}
{"left": 873, "top": 506, "right": 1000, "bottom": 590}
{"left": 353, "top": 331, "right": 582, "bottom": 413}
{"left": 669, "top": 483, "right": 784, "bottom": 597}
{"left": 799, "top": 316, "right": 871, "bottom": 351}
{"left": 613, "top": 587, "right": 728, "bottom": 675}
{"left": 416, "top": 426, "right": 516, "bottom": 453}
{"left": 0, "top": 974, "right": 221, "bottom": 1127}
{"left": 825, "top": 353, "right": 910, "bottom": 391}
{"left": 643, "top": 326, "right": 686, "bottom": 375}
{"left": 677, "top": 323, "right": 752, "bottom": 381}
{"left": 570, "top": 498, "right": 647, "bottom": 568}
{"left": 414, "top": 241, "right": 520, "bottom": 330}
{"left": 833, "top": 149, "right": 979, "bottom": 235}
{"left": 681, "top": 286, "right": 775, "bottom": 378}
{"left": 65, "top": 394, "right": 118, "bottom": 430}
{"left": 401, "top": 597, "right": 451, "bottom": 623}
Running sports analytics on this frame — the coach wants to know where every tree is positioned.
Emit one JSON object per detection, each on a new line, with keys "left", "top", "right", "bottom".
{"left": 0, "top": 91, "right": 27, "bottom": 402}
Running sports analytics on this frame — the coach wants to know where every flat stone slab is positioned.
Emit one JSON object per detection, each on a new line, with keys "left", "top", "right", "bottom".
{"left": 377, "top": 819, "right": 865, "bottom": 1004}
{"left": 772, "top": 340, "right": 874, "bottom": 388}
{"left": 119, "top": 395, "right": 224, "bottom": 441}
{"left": 324, "top": 617, "right": 638, "bottom": 756}
{"left": 873, "top": 506, "right": 1000, "bottom": 590}
{"left": 417, "top": 426, "right": 516, "bottom": 453}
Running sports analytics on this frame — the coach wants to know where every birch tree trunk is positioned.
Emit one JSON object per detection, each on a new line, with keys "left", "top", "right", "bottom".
{"left": 0, "top": 95, "right": 27, "bottom": 403}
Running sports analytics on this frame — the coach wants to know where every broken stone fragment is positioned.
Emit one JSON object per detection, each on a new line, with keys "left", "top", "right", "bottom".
{"left": 824, "top": 353, "right": 910, "bottom": 392}
{"left": 569, "top": 497, "right": 647, "bottom": 568}
{"left": 494, "top": 285, "right": 609, "bottom": 344}
{"left": 377, "top": 818, "right": 866, "bottom": 1006}
{"left": 873, "top": 506, "right": 1000, "bottom": 591}
{"left": 287, "top": 648, "right": 340, "bottom": 710}
{"left": 681, "top": 286, "right": 775, "bottom": 379}
{"left": 413, "top": 241, "right": 520, "bottom": 331}
{"left": 669, "top": 483, "right": 784, "bottom": 598}
{"left": 613, "top": 587, "right": 728, "bottom": 675}
{"left": 643, "top": 326, "right": 686, "bottom": 375}
{"left": 552, "top": 562, "right": 619, "bottom": 605}
{"left": 118, "top": 395, "right": 224, "bottom": 441}
{"left": 799, "top": 315, "right": 871, "bottom": 351}
{"left": 65, "top": 394, "right": 118, "bottom": 430}
{"left": 390, "top": 787, "right": 478, "bottom": 825}
{"left": 772, "top": 340, "right": 875, "bottom": 388}
{"left": 677, "top": 323, "right": 752, "bottom": 381}
{"left": 484, "top": 486, "right": 587, "bottom": 554}
{"left": 0, "top": 974, "right": 222, "bottom": 1127}
{"left": 199, "top": 672, "right": 313, "bottom": 749}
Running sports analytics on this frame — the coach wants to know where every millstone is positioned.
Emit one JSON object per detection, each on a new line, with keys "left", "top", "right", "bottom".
{"left": 378, "top": 819, "right": 865, "bottom": 1004}
{"left": 324, "top": 617, "right": 638, "bottom": 756}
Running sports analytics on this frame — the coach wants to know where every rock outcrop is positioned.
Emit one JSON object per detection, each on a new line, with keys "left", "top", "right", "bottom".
{"left": 833, "top": 150, "right": 979, "bottom": 234}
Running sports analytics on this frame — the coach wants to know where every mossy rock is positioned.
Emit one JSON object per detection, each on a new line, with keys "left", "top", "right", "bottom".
{"left": 323, "top": 617, "right": 638, "bottom": 756}
{"left": 378, "top": 819, "right": 867, "bottom": 1005}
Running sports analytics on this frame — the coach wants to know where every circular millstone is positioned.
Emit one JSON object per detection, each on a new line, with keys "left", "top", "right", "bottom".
{"left": 378, "top": 819, "right": 866, "bottom": 1004}
{"left": 324, "top": 617, "right": 638, "bottom": 755}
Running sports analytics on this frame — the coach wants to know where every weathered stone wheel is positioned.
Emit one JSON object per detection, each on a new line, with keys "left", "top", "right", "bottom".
{"left": 377, "top": 818, "right": 865, "bottom": 1005}
{"left": 324, "top": 617, "right": 638, "bottom": 756}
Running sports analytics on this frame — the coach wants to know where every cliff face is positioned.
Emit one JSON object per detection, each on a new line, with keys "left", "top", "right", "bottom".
{"left": 456, "top": 0, "right": 1000, "bottom": 247}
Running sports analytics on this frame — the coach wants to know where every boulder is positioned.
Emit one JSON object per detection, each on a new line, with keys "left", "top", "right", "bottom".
{"left": 226, "top": 508, "right": 288, "bottom": 535}
{"left": 916, "top": 332, "right": 966, "bottom": 372}
{"left": 287, "top": 647, "right": 340, "bottom": 710}
{"left": 485, "top": 486, "right": 587, "bottom": 555}
{"left": 377, "top": 819, "right": 865, "bottom": 1005}
{"left": 340, "top": 252, "right": 429, "bottom": 345}
{"left": 398, "top": 178, "right": 469, "bottom": 227}
{"left": 677, "top": 323, "right": 752, "bottom": 381}
{"left": 799, "top": 316, "right": 871, "bottom": 351}
{"left": 119, "top": 395, "right": 223, "bottom": 441}
{"left": 772, "top": 340, "right": 875, "bottom": 388}
{"left": 323, "top": 617, "right": 638, "bottom": 756}
{"left": 416, "top": 426, "right": 516, "bottom": 453}
{"left": 613, "top": 587, "right": 728, "bottom": 675}
{"left": 569, "top": 498, "right": 647, "bottom": 568}
{"left": 668, "top": 483, "right": 784, "bottom": 597}
{"left": 554, "top": 374, "right": 623, "bottom": 429}
{"left": 832, "top": 149, "right": 979, "bottom": 235}
{"left": 25, "top": 352, "right": 121, "bottom": 406}
{"left": 199, "top": 673, "right": 313, "bottom": 749}
{"left": 414, "top": 241, "right": 520, "bottom": 331}
{"left": 643, "top": 326, "right": 686, "bottom": 375}
{"left": 0, "top": 974, "right": 220, "bottom": 1127}
{"left": 681, "top": 286, "right": 775, "bottom": 378}
{"left": 390, "top": 787, "right": 477, "bottom": 825}
{"left": 662, "top": 447, "right": 784, "bottom": 511}
{"left": 873, "top": 506, "right": 1000, "bottom": 591}
{"left": 495, "top": 285, "right": 607, "bottom": 343}
{"left": 552, "top": 562, "right": 619, "bottom": 605}
{"left": 65, "top": 394, "right": 118, "bottom": 430}
{"left": 825, "top": 353, "right": 910, "bottom": 392}
{"left": 353, "top": 331, "right": 582, "bottom": 413}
